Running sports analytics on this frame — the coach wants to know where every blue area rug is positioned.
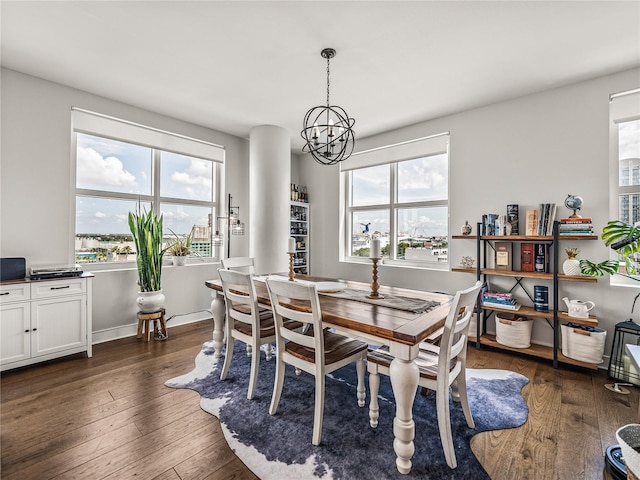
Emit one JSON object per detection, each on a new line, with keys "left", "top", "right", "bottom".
{"left": 165, "top": 342, "right": 529, "bottom": 479}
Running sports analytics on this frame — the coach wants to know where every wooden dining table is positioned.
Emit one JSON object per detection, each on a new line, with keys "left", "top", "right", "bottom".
{"left": 205, "top": 273, "right": 452, "bottom": 475}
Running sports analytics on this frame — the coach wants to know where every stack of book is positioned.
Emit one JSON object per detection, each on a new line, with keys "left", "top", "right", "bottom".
{"left": 482, "top": 291, "right": 521, "bottom": 311}
{"left": 525, "top": 203, "right": 556, "bottom": 236}
{"left": 558, "top": 217, "right": 594, "bottom": 236}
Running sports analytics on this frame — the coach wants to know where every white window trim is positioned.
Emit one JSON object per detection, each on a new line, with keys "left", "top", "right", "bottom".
{"left": 609, "top": 89, "right": 640, "bottom": 287}
{"left": 340, "top": 133, "right": 450, "bottom": 270}
{"left": 71, "top": 109, "right": 225, "bottom": 270}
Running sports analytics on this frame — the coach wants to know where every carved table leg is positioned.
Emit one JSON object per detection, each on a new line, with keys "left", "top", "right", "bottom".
{"left": 390, "top": 357, "right": 419, "bottom": 474}
{"left": 211, "top": 291, "right": 225, "bottom": 359}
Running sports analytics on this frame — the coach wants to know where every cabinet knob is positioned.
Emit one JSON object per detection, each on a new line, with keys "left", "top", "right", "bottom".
{"left": 32, "top": 328, "right": 37, "bottom": 331}
{"left": 25, "top": 329, "right": 29, "bottom": 333}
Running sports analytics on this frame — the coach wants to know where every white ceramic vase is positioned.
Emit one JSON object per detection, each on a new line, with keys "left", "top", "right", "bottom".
{"left": 172, "top": 256, "right": 187, "bottom": 266}
{"left": 562, "top": 258, "right": 582, "bottom": 276}
{"left": 136, "top": 290, "right": 165, "bottom": 313}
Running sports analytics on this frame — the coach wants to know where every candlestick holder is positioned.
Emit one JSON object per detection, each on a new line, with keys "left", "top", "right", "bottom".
{"left": 366, "top": 257, "right": 384, "bottom": 299}
{"left": 288, "top": 252, "right": 295, "bottom": 281}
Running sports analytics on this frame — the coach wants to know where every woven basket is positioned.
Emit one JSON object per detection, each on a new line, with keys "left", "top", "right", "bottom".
{"left": 495, "top": 314, "right": 533, "bottom": 348}
{"left": 617, "top": 424, "right": 640, "bottom": 480}
{"left": 561, "top": 324, "right": 606, "bottom": 364}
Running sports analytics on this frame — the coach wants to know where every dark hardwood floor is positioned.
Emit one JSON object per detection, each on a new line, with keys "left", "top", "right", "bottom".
{"left": 1, "top": 320, "right": 635, "bottom": 479}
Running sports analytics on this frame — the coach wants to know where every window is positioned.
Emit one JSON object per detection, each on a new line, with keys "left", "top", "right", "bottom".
{"left": 342, "top": 133, "right": 449, "bottom": 268}
{"left": 610, "top": 89, "right": 640, "bottom": 283}
{"left": 73, "top": 109, "right": 224, "bottom": 266}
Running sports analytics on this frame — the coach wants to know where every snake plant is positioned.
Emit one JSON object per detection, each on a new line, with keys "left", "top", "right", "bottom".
{"left": 128, "top": 205, "right": 169, "bottom": 292}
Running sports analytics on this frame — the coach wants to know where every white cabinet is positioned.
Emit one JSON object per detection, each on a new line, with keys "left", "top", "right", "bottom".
{"left": 0, "top": 302, "right": 30, "bottom": 365}
{"left": 290, "top": 201, "right": 310, "bottom": 274}
{"left": 0, "top": 274, "right": 93, "bottom": 371}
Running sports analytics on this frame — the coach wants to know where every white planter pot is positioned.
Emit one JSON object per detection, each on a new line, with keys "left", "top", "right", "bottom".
{"left": 136, "top": 290, "right": 165, "bottom": 313}
{"left": 172, "top": 256, "right": 187, "bottom": 266}
{"left": 563, "top": 258, "right": 581, "bottom": 276}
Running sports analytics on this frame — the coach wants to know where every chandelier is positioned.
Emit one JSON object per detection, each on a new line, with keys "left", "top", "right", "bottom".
{"left": 301, "top": 48, "right": 355, "bottom": 166}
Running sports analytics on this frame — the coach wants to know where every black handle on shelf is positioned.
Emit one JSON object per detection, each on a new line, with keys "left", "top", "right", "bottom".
{"left": 0, "top": 292, "right": 9, "bottom": 296}
{"left": 50, "top": 285, "right": 70, "bottom": 290}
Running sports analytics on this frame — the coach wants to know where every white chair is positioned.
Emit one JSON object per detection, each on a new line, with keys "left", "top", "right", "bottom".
{"left": 367, "top": 280, "right": 482, "bottom": 469}
{"left": 221, "top": 257, "right": 255, "bottom": 274}
{"left": 218, "top": 268, "right": 301, "bottom": 400}
{"left": 266, "top": 277, "right": 367, "bottom": 446}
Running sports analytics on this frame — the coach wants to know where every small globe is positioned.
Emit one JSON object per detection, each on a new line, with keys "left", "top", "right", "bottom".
{"left": 565, "top": 195, "right": 583, "bottom": 211}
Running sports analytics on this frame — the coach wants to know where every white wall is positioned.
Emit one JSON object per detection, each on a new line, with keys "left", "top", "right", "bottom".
{"left": 300, "top": 67, "right": 640, "bottom": 355}
{"left": 0, "top": 68, "right": 250, "bottom": 340}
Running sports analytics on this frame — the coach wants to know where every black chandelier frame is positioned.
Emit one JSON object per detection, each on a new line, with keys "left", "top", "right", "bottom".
{"left": 301, "top": 48, "right": 355, "bottom": 166}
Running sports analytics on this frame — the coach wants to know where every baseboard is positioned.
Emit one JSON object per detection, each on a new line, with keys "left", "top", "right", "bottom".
{"left": 92, "top": 311, "right": 212, "bottom": 344}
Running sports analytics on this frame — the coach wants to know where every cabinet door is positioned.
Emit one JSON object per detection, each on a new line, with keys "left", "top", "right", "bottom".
{"left": 31, "top": 296, "right": 86, "bottom": 357}
{"left": 0, "top": 302, "right": 30, "bottom": 365}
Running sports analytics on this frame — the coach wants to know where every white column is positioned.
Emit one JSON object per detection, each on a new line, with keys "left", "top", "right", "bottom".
{"left": 249, "top": 125, "right": 291, "bottom": 275}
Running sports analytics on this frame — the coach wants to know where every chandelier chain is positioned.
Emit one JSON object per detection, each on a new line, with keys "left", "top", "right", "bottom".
{"left": 326, "top": 55, "right": 331, "bottom": 107}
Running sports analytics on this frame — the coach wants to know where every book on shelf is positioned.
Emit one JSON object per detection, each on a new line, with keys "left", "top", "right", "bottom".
{"left": 495, "top": 241, "right": 512, "bottom": 270}
{"left": 534, "top": 243, "right": 549, "bottom": 273}
{"left": 546, "top": 203, "right": 556, "bottom": 235}
{"left": 558, "top": 223, "right": 593, "bottom": 230}
{"left": 525, "top": 210, "right": 538, "bottom": 236}
{"left": 507, "top": 204, "right": 519, "bottom": 235}
{"left": 535, "top": 202, "right": 556, "bottom": 236}
{"left": 482, "top": 300, "right": 522, "bottom": 311}
{"left": 521, "top": 242, "right": 535, "bottom": 272}
{"left": 559, "top": 231, "right": 595, "bottom": 236}
{"left": 559, "top": 217, "right": 592, "bottom": 223}
{"left": 482, "top": 292, "right": 520, "bottom": 311}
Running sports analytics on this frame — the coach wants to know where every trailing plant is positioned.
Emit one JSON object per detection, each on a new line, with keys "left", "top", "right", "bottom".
{"left": 128, "top": 205, "right": 169, "bottom": 292}
{"left": 579, "top": 220, "right": 640, "bottom": 278}
{"left": 580, "top": 220, "right": 640, "bottom": 313}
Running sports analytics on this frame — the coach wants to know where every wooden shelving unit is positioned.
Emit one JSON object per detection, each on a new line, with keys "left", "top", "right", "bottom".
{"left": 455, "top": 221, "right": 600, "bottom": 369}
{"left": 290, "top": 201, "right": 310, "bottom": 274}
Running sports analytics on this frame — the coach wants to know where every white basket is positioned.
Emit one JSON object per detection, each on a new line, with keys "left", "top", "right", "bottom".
{"left": 561, "top": 324, "right": 606, "bottom": 364}
{"left": 617, "top": 424, "right": 640, "bottom": 479}
{"left": 495, "top": 314, "right": 533, "bottom": 348}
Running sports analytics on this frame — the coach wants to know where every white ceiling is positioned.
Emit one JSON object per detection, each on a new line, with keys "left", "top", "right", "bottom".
{"left": 2, "top": 1, "right": 639, "bottom": 153}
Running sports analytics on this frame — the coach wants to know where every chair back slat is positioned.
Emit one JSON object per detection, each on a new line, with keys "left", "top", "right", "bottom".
{"left": 221, "top": 257, "right": 255, "bottom": 274}
{"left": 266, "top": 278, "right": 324, "bottom": 358}
{"left": 218, "top": 268, "right": 259, "bottom": 327}
{"left": 437, "top": 281, "right": 482, "bottom": 376}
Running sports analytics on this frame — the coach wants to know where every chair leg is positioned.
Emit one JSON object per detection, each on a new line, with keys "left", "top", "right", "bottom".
{"left": 368, "top": 367, "right": 380, "bottom": 428}
{"left": 264, "top": 342, "right": 272, "bottom": 361}
{"left": 269, "top": 358, "right": 285, "bottom": 415}
{"left": 220, "top": 337, "right": 234, "bottom": 381}
{"left": 436, "top": 384, "right": 457, "bottom": 469}
{"left": 246, "top": 343, "right": 252, "bottom": 356}
{"left": 247, "top": 339, "right": 260, "bottom": 400}
{"left": 312, "top": 374, "right": 325, "bottom": 446}
{"left": 356, "top": 356, "right": 365, "bottom": 407}
{"left": 455, "top": 374, "right": 475, "bottom": 428}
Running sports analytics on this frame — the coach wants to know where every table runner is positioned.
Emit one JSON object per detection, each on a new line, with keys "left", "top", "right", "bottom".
{"left": 319, "top": 288, "right": 440, "bottom": 314}
{"left": 255, "top": 275, "right": 440, "bottom": 314}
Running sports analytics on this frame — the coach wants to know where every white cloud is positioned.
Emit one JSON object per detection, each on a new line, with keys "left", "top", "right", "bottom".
{"left": 77, "top": 147, "right": 138, "bottom": 187}
{"left": 94, "top": 211, "right": 106, "bottom": 218}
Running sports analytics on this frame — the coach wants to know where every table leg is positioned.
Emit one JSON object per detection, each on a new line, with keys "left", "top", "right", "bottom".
{"left": 389, "top": 357, "right": 419, "bottom": 475}
{"left": 211, "top": 291, "right": 225, "bottom": 359}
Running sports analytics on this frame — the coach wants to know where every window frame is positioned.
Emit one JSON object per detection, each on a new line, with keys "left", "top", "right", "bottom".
{"left": 341, "top": 134, "right": 450, "bottom": 270}
{"left": 72, "top": 116, "right": 224, "bottom": 270}
{"left": 609, "top": 89, "right": 640, "bottom": 287}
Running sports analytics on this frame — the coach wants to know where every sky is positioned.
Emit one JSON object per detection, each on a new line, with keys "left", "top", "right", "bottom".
{"left": 76, "top": 133, "right": 213, "bottom": 235}
{"left": 351, "top": 153, "right": 449, "bottom": 237}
